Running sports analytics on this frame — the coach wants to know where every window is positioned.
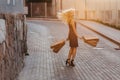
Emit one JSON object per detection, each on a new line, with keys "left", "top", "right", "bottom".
{"left": 7, "top": 0, "right": 15, "bottom": 5}
{"left": 7, "top": 0, "right": 10, "bottom": 4}
{"left": 13, "top": 0, "right": 15, "bottom": 5}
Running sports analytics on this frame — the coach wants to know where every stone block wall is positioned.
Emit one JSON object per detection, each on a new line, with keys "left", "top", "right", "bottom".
{"left": 0, "top": 14, "right": 27, "bottom": 80}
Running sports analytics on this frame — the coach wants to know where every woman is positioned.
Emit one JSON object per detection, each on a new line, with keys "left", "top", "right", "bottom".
{"left": 58, "top": 9, "right": 81, "bottom": 67}
{"left": 66, "top": 20, "right": 79, "bottom": 67}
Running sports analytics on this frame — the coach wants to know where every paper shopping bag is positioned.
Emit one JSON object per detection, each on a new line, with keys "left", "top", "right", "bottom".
{"left": 50, "top": 40, "right": 65, "bottom": 53}
{"left": 83, "top": 35, "right": 99, "bottom": 47}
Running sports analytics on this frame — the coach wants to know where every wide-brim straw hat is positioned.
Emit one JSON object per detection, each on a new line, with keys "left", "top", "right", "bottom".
{"left": 57, "top": 8, "right": 75, "bottom": 22}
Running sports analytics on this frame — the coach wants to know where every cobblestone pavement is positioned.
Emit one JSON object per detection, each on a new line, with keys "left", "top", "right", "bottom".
{"left": 78, "top": 20, "right": 120, "bottom": 47}
{"left": 18, "top": 20, "right": 120, "bottom": 80}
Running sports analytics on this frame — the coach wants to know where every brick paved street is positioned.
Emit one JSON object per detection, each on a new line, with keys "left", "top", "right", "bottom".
{"left": 18, "top": 20, "right": 120, "bottom": 80}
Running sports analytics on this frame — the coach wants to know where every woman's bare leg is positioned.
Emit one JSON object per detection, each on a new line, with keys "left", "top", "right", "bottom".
{"left": 66, "top": 48, "right": 73, "bottom": 65}
{"left": 66, "top": 47, "right": 77, "bottom": 66}
{"left": 71, "top": 48, "right": 77, "bottom": 60}
{"left": 68, "top": 48, "right": 73, "bottom": 60}
{"left": 70, "top": 47, "right": 77, "bottom": 67}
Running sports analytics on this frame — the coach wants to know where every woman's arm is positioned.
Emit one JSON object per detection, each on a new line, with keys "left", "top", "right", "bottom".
{"left": 71, "top": 21, "right": 82, "bottom": 39}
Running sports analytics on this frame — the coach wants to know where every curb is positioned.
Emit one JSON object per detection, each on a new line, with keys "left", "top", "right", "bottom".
{"left": 27, "top": 18, "right": 60, "bottom": 21}
{"left": 78, "top": 21, "right": 120, "bottom": 48}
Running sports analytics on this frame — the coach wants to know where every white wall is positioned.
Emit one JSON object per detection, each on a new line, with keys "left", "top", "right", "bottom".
{"left": 55, "top": 0, "right": 120, "bottom": 27}
{"left": 85, "top": 0, "right": 120, "bottom": 27}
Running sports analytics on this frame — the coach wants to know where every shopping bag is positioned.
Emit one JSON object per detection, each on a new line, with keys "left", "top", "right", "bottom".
{"left": 83, "top": 35, "right": 99, "bottom": 47}
{"left": 50, "top": 40, "right": 65, "bottom": 53}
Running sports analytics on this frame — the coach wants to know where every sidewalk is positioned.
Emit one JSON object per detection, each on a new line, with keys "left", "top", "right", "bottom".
{"left": 18, "top": 21, "right": 120, "bottom": 80}
{"left": 27, "top": 18, "right": 120, "bottom": 47}
{"left": 78, "top": 20, "right": 120, "bottom": 48}
{"left": 27, "top": 17, "right": 59, "bottom": 21}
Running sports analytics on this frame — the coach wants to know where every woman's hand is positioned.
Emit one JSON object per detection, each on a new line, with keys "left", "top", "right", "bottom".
{"left": 66, "top": 38, "right": 69, "bottom": 41}
{"left": 78, "top": 36, "right": 83, "bottom": 40}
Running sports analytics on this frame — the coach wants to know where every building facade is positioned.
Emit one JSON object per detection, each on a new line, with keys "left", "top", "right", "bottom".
{"left": 0, "top": 0, "right": 24, "bottom": 14}
{"left": 85, "top": 0, "right": 120, "bottom": 27}
{"left": 25, "top": 0, "right": 120, "bottom": 28}
{"left": 55, "top": 0, "right": 86, "bottom": 19}
{"left": 57, "top": 0, "right": 120, "bottom": 28}
{"left": 26, "top": 0, "right": 57, "bottom": 18}
{"left": 25, "top": 0, "right": 85, "bottom": 18}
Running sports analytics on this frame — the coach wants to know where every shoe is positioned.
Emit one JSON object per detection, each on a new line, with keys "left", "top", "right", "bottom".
{"left": 25, "top": 53, "right": 29, "bottom": 56}
{"left": 66, "top": 59, "right": 70, "bottom": 66}
{"left": 70, "top": 60, "right": 75, "bottom": 67}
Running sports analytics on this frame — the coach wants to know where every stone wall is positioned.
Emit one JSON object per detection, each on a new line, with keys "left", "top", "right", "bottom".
{"left": 0, "top": 14, "right": 27, "bottom": 80}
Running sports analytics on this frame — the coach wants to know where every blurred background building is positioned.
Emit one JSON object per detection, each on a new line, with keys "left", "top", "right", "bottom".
{"left": 0, "top": 0, "right": 24, "bottom": 14}
{"left": 85, "top": 0, "right": 120, "bottom": 28}
{"left": 0, "top": 0, "right": 118, "bottom": 28}
{"left": 58, "top": 0, "right": 120, "bottom": 28}
{"left": 25, "top": 0, "right": 56, "bottom": 18}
